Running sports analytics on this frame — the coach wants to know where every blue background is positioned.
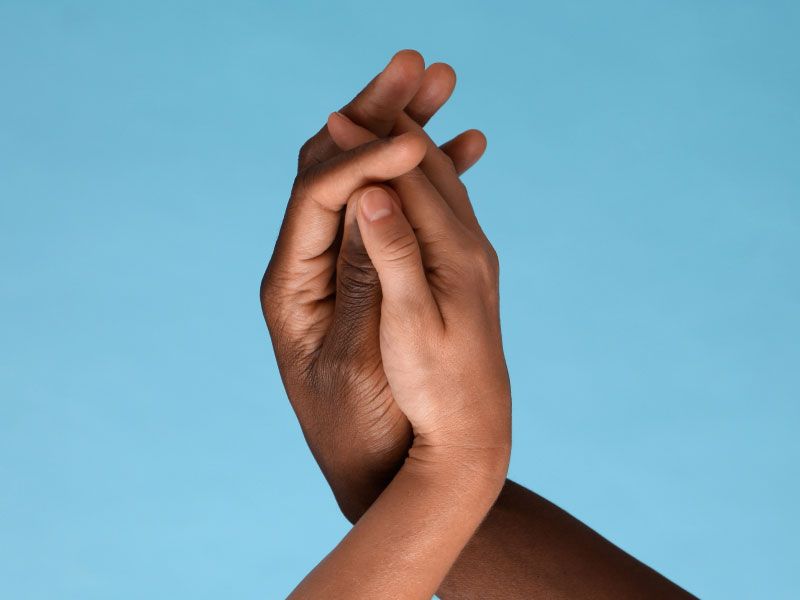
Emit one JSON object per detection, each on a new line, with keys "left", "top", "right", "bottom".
{"left": 1, "top": 1, "right": 798, "bottom": 598}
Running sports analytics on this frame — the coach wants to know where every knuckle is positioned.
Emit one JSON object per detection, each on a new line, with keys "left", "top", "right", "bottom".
{"left": 400, "top": 166, "right": 429, "bottom": 188}
{"left": 476, "top": 246, "right": 500, "bottom": 282}
{"left": 337, "top": 254, "right": 380, "bottom": 311}
{"left": 259, "top": 265, "right": 285, "bottom": 328}
{"left": 339, "top": 234, "right": 373, "bottom": 272}
{"left": 291, "top": 168, "right": 313, "bottom": 199}
{"left": 485, "top": 243, "right": 500, "bottom": 274}
{"left": 297, "top": 137, "right": 322, "bottom": 170}
{"left": 439, "top": 151, "right": 460, "bottom": 177}
{"left": 460, "top": 239, "right": 499, "bottom": 284}
{"left": 381, "top": 231, "right": 420, "bottom": 264}
{"left": 348, "top": 98, "right": 394, "bottom": 131}
{"left": 260, "top": 267, "right": 276, "bottom": 311}
{"left": 259, "top": 250, "right": 304, "bottom": 334}
{"left": 312, "top": 329, "right": 383, "bottom": 396}
{"left": 290, "top": 166, "right": 326, "bottom": 208}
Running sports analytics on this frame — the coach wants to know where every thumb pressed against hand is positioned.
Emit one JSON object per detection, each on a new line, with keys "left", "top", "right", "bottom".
{"left": 327, "top": 198, "right": 382, "bottom": 348}
{"left": 353, "top": 187, "right": 437, "bottom": 319}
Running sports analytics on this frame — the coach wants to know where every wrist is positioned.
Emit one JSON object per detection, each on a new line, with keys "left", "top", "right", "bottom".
{"left": 326, "top": 452, "right": 407, "bottom": 523}
{"left": 399, "top": 384, "right": 512, "bottom": 488}
{"left": 405, "top": 439, "right": 510, "bottom": 500}
{"left": 407, "top": 406, "right": 511, "bottom": 491}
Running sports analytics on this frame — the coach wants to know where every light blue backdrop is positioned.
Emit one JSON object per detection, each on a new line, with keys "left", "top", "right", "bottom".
{"left": 1, "top": 1, "right": 798, "bottom": 598}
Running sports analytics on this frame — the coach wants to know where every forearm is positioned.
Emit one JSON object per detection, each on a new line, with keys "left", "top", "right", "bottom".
{"left": 290, "top": 453, "right": 505, "bottom": 599}
{"left": 314, "top": 427, "right": 410, "bottom": 523}
{"left": 437, "top": 479, "right": 696, "bottom": 599}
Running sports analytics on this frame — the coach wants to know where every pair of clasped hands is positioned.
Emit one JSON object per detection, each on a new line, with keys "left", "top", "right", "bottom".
{"left": 261, "top": 51, "right": 694, "bottom": 599}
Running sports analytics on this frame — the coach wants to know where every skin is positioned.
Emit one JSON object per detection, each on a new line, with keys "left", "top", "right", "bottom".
{"left": 262, "top": 50, "right": 487, "bottom": 520}
{"left": 261, "top": 50, "right": 697, "bottom": 598}
{"left": 289, "top": 176, "right": 511, "bottom": 597}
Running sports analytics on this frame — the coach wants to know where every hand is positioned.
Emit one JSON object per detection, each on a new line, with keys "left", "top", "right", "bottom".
{"left": 327, "top": 104, "right": 510, "bottom": 460}
{"left": 347, "top": 160, "right": 511, "bottom": 483}
{"left": 288, "top": 118, "right": 511, "bottom": 600}
{"left": 261, "top": 50, "right": 487, "bottom": 519}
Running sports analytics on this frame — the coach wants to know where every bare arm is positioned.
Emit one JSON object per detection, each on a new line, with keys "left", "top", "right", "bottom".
{"left": 439, "top": 480, "right": 696, "bottom": 599}
{"left": 291, "top": 454, "right": 505, "bottom": 599}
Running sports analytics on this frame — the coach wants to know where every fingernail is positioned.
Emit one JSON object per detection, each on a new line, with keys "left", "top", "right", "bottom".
{"left": 360, "top": 188, "right": 393, "bottom": 223}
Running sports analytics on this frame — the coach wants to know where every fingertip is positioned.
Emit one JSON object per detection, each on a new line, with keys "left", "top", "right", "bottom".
{"left": 388, "top": 49, "right": 426, "bottom": 74}
{"left": 379, "top": 49, "right": 426, "bottom": 91}
{"left": 326, "top": 111, "right": 348, "bottom": 138}
{"left": 328, "top": 111, "right": 374, "bottom": 150}
{"left": 465, "top": 128, "right": 488, "bottom": 154}
{"left": 427, "top": 62, "right": 457, "bottom": 88}
{"left": 343, "top": 50, "right": 425, "bottom": 134}
{"left": 440, "top": 128, "right": 488, "bottom": 174}
{"left": 325, "top": 112, "right": 346, "bottom": 150}
{"left": 326, "top": 111, "right": 342, "bottom": 130}
{"left": 327, "top": 111, "right": 345, "bottom": 124}
{"left": 392, "top": 131, "right": 428, "bottom": 162}
{"left": 405, "top": 62, "right": 457, "bottom": 126}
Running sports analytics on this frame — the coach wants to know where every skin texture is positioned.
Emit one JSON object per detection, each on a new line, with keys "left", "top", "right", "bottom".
{"left": 438, "top": 481, "right": 695, "bottom": 600}
{"left": 262, "top": 50, "right": 488, "bottom": 521}
{"left": 262, "top": 50, "right": 697, "bottom": 598}
{"left": 289, "top": 449, "right": 505, "bottom": 599}
{"left": 289, "top": 174, "right": 511, "bottom": 598}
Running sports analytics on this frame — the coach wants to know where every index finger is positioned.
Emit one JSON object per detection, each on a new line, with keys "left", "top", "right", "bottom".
{"left": 271, "top": 133, "right": 428, "bottom": 293}
{"left": 297, "top": 50, "right": 426, "bottom": 171}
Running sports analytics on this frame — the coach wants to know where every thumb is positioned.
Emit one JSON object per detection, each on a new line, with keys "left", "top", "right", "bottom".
{"left": 354, "top": 187, "right": 438, "bottom": 319}
{"left": 325, "top": 198, "right": 382, "bottom": 355}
